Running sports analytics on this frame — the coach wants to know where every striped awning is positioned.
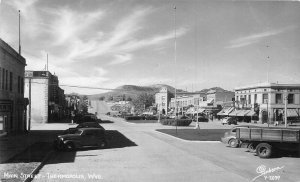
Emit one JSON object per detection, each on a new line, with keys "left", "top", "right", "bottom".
{"left": 245, "top": 110, "right": 257, "bottom": 117}
{"left": 287, "top": 109, "right": 299, "bottom": 117}
{"left": 236, "top": 110, "right": 251, "bottom": 116}
{"left": 229, "top": 110, "right": 240, "bottom": 116}
{"left": 217, "top": 107, "right": 234, "bottom": 116}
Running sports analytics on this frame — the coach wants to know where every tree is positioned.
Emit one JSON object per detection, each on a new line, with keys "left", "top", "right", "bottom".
{"left": 79, "top": 95, "right": 88, "bottom": 113}
{"left": 132, "top": 93, "right": 154, "bottom": 113}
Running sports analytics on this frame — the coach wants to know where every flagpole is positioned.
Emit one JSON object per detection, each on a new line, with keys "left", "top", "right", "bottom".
{"left": 173, "top": 5, "right": 178, "bottom": 135}
{"left": 18, "top": 10, "right": 21, "bottom": 55}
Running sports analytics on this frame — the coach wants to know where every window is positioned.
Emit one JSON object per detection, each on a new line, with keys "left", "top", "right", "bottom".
{"left": 18, "top": 76, "right": 20, "bottom": 93}
{"left": 236, "top": 96, "right": 239, "bottom": 102}
{"left": 5, "top": 70, "right": 8, "bottom": 90}
{"left": 275, "top": 94, "right": 282, "bottom": 104}
{"left": 288, "top": 94, "right": 294, "bottom": 104}
{"left": 21, "top": 77, "right": 24, "bottom": 94}
{"left": 263, "top": 94, "right": 268, "bottom": 104}
{"left": 254, "top": 94, "right": 257, "bottom": 103}
{"left": 9, "top": 72, "right": 13, "bottom": 91}
{"left": 248, "top": 95, "right": 251, "bottom": 104}
{"left": 2, "top": 68, "right": 4, "bottom": 89}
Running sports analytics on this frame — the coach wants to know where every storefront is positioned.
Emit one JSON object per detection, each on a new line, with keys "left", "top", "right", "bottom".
{"left": 0, "top": 100, "right": 13, "bottom": 135}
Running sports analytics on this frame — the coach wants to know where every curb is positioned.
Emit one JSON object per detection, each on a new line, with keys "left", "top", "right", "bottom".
{"left": 155, "top": 130, "right": 221, "bottom": 143}
{"left": 23, "top": 150, "right": 56, "bottom": 182}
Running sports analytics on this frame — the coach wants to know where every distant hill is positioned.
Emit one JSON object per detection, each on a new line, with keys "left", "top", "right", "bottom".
{"left": 198, "top": 87, "right": 226, "bottom": 93}
{"left": 87, "top": 84, "right": 230, "bottom": 101}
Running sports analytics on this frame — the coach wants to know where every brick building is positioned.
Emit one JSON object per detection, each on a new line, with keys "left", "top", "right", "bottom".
{"left": 0, "top": 38, "right": 27, "bottom": 134}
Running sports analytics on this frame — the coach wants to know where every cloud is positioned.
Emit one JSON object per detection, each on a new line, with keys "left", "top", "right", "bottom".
{"left": 49, "top": 8, "right": 105, "bottom": 45}
{"left": 109, "top": 54, "right": 132, "bottom": 65}
{"left": 226, "top": 27, "right": 295, "bottom": 49}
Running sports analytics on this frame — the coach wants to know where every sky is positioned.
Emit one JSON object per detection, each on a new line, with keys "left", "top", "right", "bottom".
{"left": 1, "top": 0, "right": 300, "bottom": 95}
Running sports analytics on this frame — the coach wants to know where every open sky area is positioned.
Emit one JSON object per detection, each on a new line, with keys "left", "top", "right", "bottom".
{"left": 1, "top": 0, "right": 300, "bottom": 95}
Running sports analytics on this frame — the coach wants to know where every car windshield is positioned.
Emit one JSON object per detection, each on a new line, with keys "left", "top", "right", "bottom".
{"left": 74, "top": 130, "right": 82, "bottom": 135}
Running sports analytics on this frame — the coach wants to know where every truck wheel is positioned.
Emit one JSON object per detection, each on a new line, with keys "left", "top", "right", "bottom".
{"left": 256, "top": 143, "right": 272, "bottom": 158}
{"left": 65, "top": 142, "right": 75, "bottom": 151}
{"left": 228, "top": 139, "right": 239, "bottom": 148}
{"left": 247, "top": 143, "right": 256, "bottom": 153}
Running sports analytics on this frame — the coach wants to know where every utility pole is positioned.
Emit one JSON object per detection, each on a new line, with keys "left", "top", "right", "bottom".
{"left": 18, "top": 10, "right": 21, "bottom": 55}
{"left": 284, "top": 90, "right": 288, "bottom": 128}
{"left": 266, "top": 45, "right": 270, "bottom": 83}
{"left": 28, "top": 78, "right": 32, "bottom": 131}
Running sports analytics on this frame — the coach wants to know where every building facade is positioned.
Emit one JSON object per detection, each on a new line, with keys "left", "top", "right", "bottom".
{"left": 235, "top": 83, "right": 300, "bottom": 124}
{"left": 206, "top": 90, "right": 235, "bottom": 106}
{"left": 155, "top": 87, "right": 169, "bottom": 114}
{"left": 24, "top": 71, "right": 65, "bottom": 124}
{"left": 0, "top": 38, "right": 27, "bottom": 134}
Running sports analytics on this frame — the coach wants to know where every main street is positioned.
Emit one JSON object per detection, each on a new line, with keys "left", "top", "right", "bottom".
{"left": 32, "top": 116, "right": 300, "bottom": 182}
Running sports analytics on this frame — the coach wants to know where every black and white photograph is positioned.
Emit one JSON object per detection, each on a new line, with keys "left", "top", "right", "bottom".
{"left": 0, "top": 0, "right": 300, "bottom": 181}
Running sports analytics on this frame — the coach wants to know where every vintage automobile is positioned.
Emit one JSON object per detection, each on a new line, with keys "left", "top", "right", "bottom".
{"left": 54, "top": 128, "right": 107, "bottom": 151}
{"left": 221, "top": 117, "right": 237, "bottom": 125}
{"left": 64, "top": 122, "right": 104, "bottom": 134}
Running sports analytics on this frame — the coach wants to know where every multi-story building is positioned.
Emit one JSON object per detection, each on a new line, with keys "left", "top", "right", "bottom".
{"left": 206, "top": 89, "right": 235, "bottom": 106}
{"left": 235, "top": 83, "right": 300, "bottom": 124}
{"left": 155, "top": 87, "right": 169, "bottom": 114}
{"left": 0, "top": 38, "right": 27, "bottom": 134}
{"left": 169, "top": 92, "right": 205, "bottom": 108}
{"left": 24, "top": 70, "right": 65, "bottom": 124}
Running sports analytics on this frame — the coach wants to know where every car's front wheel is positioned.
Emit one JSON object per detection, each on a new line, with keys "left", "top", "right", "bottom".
{"left": 64, "top": 142, "right": 75, "bottom": 151}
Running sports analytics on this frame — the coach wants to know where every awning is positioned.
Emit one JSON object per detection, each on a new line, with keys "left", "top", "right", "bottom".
{"left": 224, "top": 107, "right": 235, "bottom": 115}
{"left": 245, "top": 110, "right": 257, "bottom": 117}
{"left": 287, "top": 109, "right": 299, "bottom": 117}
{"left": 217, "top": 107, "right": 234, "bottom": 116}
{"left": 197, "top": 108, "right": 205, "bottom": 113}
{"left": 229, "top": 110, "right": 240, "bottom": 116}
{"left": 206, "top": 98, "right": 214, "bottom": 104}
{"left": 236, "top": 110, "right": 250, "bottom": 116}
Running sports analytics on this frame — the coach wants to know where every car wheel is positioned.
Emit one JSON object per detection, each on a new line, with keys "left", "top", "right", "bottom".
{"left": 228, "top": 138, "right": 239, "bottom": 148}
{"left": 256, "top": 143, "right": 273, "bottom": 158}
{"left": 65, "top": 142, "right": 75, "bottom": 151}
{"left": 98, "top": 140, "right": 107, "bottom": 149}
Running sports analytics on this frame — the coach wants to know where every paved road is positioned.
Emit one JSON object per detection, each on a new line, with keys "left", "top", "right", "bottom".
{"left": 32, "top": 116, "right": 300, "bottom": 182}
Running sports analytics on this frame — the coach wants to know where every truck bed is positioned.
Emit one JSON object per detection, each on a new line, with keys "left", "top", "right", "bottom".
{"left": 236, "top": 127, "right": 300, "bottom": 143}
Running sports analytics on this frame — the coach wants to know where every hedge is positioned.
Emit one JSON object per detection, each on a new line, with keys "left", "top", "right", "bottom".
{"left": 160, "top": 119, "right": 192, "bottom": 126}
{"left": 125, "top": 116, "right": 145, "bottom": 120}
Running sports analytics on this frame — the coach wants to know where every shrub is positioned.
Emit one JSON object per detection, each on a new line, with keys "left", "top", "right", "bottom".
{"left": 125, "top": 116, "right": 145, "bottom": 120}
{"left": 160, "top": 119, "right": 192, "bottom": 126}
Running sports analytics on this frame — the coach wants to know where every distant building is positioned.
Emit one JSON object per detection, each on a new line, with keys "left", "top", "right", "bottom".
{"left": 24, "top": 71, "right": 65, "bottom": 124}
{"left": 235, "top": 83, "right": 300, "bottom": 124}
{"left": 169, "top": 92, "right": 206, "bottom": 109}
{"left": 0, "top": 38, "right": 27, "bottom": 134}
{"left": 155, "top": 87, "right": 169, "bottom": 114}
{"left": 206, "top": 89, "right": 235, "bottom": 106}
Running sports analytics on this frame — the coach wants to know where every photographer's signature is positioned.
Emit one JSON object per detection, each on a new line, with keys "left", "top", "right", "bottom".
{"left": 252, "top": 165, "right": 284, "bottom": 181}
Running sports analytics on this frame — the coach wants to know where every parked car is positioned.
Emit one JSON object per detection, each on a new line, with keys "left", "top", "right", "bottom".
{"left": 54, "top": 128, "right": 107, "bottom": 151}
{"left": 64, "top": 122, "right": 104, "bottom": 134}
{"left": 222, "top": 117, "right": 237, "bottom": 125}
{"left": 197, "top": 116, "right": 208, "bottom": 122}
